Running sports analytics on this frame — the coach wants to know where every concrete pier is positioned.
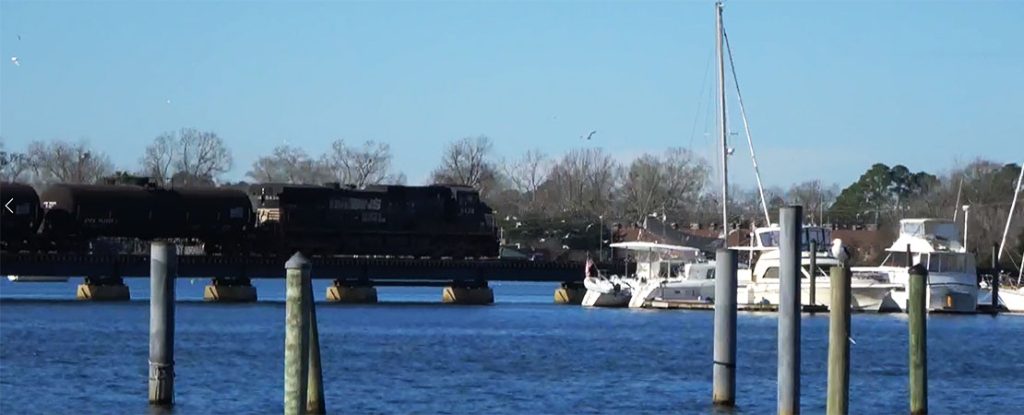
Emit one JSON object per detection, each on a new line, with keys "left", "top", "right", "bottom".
{"left": 326, "top": 281, "right": 378, "bottom": 303}
{"left": 203, "top": 277, "right": 257, "bottom": 302}
{"left": 554, "top": 281, "right": 586, "bottom": 305}
{"left": 148, "top": 242, "right": 176, "bottom": 407}
{"left": 443, "top": 283, "right": 494, "bottom": 305}
{"left": 76, "top": 276, "right": 130, "bottom": 301}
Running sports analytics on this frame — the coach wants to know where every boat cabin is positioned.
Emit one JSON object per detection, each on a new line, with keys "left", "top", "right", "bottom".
{"left": 610, "top": 241, "right": 704, "bottom": 281}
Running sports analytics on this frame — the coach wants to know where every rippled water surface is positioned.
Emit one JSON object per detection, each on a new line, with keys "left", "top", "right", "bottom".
{"left": 2, "top": 279, "right": 1022, "bottom": 414}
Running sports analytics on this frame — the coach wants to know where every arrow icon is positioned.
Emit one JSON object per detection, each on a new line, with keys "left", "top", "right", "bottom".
{"left": 4, "top": 198, "right": 13, "bottom": 214}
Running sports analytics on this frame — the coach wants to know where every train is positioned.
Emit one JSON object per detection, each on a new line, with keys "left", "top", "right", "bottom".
{"left": 0, "top": 180, "right": 499, "bottom": 258}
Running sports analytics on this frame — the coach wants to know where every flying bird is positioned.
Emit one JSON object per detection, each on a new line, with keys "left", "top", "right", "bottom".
{"left": 830, "top": 238, "right": 850, "bottom": 265}
{"left": 10, "top": 56, "right": 19, "bottom": 66}
{"left": 582, "top": 130, "right": 597, "bottom": 140}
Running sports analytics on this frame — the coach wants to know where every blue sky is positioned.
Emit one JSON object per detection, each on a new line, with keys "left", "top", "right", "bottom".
{"left": 1, "top": 0, "right": 1021, "bottom": 188}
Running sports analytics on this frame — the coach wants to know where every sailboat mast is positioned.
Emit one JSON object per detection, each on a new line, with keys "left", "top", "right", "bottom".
{"left": 997, "top": 162, "right": 1024, "bottom": 262}
{"left": 716, "top": 0, "right": 729, "bottom": 239}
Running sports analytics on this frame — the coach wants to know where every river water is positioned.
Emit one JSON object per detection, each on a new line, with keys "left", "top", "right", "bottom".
{"left": 1, "top": 279, "right": 1022, "bottom": 414}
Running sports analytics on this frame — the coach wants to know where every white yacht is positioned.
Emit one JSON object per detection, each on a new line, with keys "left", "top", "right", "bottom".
{"left": 741, "top": 226, "right": 901, "bottom": 311}
{"left": 613, "top": 242, "right": 715, "bottom": 308}
{"left": 852, "top": 218, "right": 979, "bottom": 313}
{"left": 581, "top": 259, "right": 634, "bottom": 308}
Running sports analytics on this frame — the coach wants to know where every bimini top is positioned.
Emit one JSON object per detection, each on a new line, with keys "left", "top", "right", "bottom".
{"left": 886, "top": 218, "right": 964, "bottom": 253}
{"left": 609, "top": 241, "right": 702, "bottom": 255}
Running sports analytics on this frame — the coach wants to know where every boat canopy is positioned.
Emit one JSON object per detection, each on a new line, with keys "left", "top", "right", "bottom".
{"left": 886, "top": 218, "right": 964, "bottom": 253}
{"left": 750, "top": 226, "right": 832, "bottom": 251}
{"left": 609, "top": 241, "right": 702, "bottom": 255}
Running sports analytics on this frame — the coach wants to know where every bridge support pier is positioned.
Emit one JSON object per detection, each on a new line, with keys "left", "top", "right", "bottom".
{"left": 76, "top": 276, "right": 130, "bottom": 301}
{"left": 442, "top": 282, "right": 494, "bottom": 305}
{"left": 326, "top": 280, "right": 378, "bottom": 303}
{"left": 554, "top": 281, "right": 586, "bottom": 305}
{"left": 203, "top": 277, "right": 257, "bottom": 302}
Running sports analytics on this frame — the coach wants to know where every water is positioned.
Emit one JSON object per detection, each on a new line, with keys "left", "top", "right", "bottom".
{"left": 1, "top": 279, "right": 1022, "bottom": 414}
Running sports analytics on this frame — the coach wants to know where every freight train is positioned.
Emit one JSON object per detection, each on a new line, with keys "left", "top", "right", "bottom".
{"left": 0, "top": 180, "right": 499, "bottom": 258}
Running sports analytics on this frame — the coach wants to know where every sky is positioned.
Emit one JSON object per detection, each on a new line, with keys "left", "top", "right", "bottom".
{"left": 1, "top": 0, "right": 1022, "bottom": 189}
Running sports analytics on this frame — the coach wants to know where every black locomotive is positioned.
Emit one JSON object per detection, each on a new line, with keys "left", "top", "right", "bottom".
{"left": 0, "top": 180, "right": 498, "bottom": 258}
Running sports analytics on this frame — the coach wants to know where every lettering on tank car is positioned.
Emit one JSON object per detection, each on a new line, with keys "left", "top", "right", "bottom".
{"left": 42, "top": 201, "right": 57, "bottom": 209}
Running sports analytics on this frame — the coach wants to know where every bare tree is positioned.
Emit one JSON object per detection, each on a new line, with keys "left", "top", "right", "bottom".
{"left": 0, "top": 139, "right": 32, "bottom": 182}
{"left": 787, "top": 180, "right": 838, "bottom": 225}
{"left": 141, "top": 128, "right": 232, "bottom": 186}
{"left": 25, "top": 140, "right": 113, "bottom": 184}
{"left": 321, "top": 140, "right": 399, "bottom": 187}
{"left": 621, "top": 148, "right": 709, "bottom": 224}
{"left": 501, "top": 149, "right": 551, "bottom": 212}
{"left": 539, "top": 147, "right": 620, "bottom": 216}
{"left": 140, "top": 132, "right": 176, "bottom": 185}
{"left": 431, "top": 135, "right": 498, "bottom": 192}
{"left": 248, "top": 145, "right": 326, "bottom": 184}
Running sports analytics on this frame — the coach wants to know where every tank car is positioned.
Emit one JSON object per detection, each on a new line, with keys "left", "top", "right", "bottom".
{"left": 0, "top": 182, "right": 42, "bottom": 251}
{"left": 39, "top": 184, "right": 252, "bottom": 253}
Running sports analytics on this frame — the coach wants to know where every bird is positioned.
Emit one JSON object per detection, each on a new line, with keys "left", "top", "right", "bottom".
{"left": 830, "top": 238, "right": 850, "bottom": 265}
{"left": 10, "top": 56, "right": 19, "bottom": 66}
{"left": 515, "top": 221, "right": 522, "bottom": 228}
{"left": 561, "top": 245, "right": 570, "bottom": 250}
{"left": 585, "top": 223, "right": 594, "bottom": 230}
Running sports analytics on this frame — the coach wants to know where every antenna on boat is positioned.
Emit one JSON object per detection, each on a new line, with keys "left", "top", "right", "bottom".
{"left": 715, "top": 0, "right": 729, "bottom": 239}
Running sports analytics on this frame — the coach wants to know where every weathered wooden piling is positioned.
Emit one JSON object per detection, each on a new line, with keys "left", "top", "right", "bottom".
{"left": 808, "top": 240, "right": 817, "bottom": 306}
{"left": 826, "top": 260, "right": 850, "bottom": 415}
{"left": 305, "top": 277, "right": 325, "bottom": 415}
{"left": 285, "top": 253, "right": 311, "bottom": 415}
{"left": 778, "top": 206, "right": 802, "bottom": 415}
{"left": 991, "top": 244, "right": 1000, "bottom": 310}
{"left": 908, "top": 264, "right": 928, "bottom": 415}
{"left": 148, "top": 241, "right": 176, "bottom": 407}
{"left": 713, "top": 248, "right": 738, "bottom": 407}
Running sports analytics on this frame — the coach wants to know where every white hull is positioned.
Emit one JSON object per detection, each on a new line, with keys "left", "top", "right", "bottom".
{"left": 978, "top": 286, "right": 1024, "bottom": 313}
{"left": 628, "top": 279, "right": 716, "bottom": 308}
{"left": 745, "top": 280, "right": 900, "bottom": 312}
{"left": 6, "top": 275, "right": 70, "bottom": 283}
{"left": 887, "top": 283, "right": 978, "bottom": 313}
{"left": 582, "top": 276, "right": 632, "bottom": 308}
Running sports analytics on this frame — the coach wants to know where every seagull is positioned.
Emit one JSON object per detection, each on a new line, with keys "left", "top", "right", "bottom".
{"left": 165, "top": 99, "right": 172, "bottom": 104}
{"left": 582, "top": 130, "right": 597, "bottom": 140}
{"left": 515, "top": 221, "right": 522, "bottom": 228}
{"left": 586, "top": 223, "right": 594, "bottom": 230}
{"left": 562, "top": 233, "right": 571, "bottom": 239}
{"left": 10, "top": 56, "right": 19, "bottom": 66}
{"left": 849, "top": 336, "right": 857, "bottom": 345}
{"left": 539, "top": 238, "right": 546, "bottom": 243}
{"left": 831, "top": 238, "right": 850, "bottom": 265}
{"left": 561, "top": 245, "right": 570, "bottom": 250}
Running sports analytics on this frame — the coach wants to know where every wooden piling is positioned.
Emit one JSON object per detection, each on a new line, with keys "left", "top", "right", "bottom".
{"left": 148, "top": 241, "right": 176, "bottom": 407}
{"left": 991, "top": 243, "right": 1000, "bottom": 311}
{"left": 306, "top": 277, "right": 325, "bottom": 414}
{"left": 778, "top": 206, "right": 802, "bottom": 415}
{"left": 826, "top": 262, "right": 850, "bottom": 415}
{"left": 713, "top": 249, "right": 738, "bottom": 406}
{"left": 285, "top": 253, "right": 311, "bottom": 415}
{"left": 909, "top": 264, "right": 928, "bottom": 415}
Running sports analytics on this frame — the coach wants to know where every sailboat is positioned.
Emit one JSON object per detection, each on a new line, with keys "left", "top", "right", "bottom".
{"left": 978, "top": 161, "right": 1024, "bottom": 312}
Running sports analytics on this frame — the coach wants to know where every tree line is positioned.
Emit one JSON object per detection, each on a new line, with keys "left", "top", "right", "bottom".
{"left": 2, "top": 131, "right": 1021, "bottom": 266}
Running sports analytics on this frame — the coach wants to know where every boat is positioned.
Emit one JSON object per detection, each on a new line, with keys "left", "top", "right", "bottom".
{"left": 978, "top": 161, "right": 1024, "bottom": 312}
{"left": 6, "top": 275, "right": 71, "bottom": 283}
{"left": 852, "top": 218, "right": 979, "bottom": 313}
{"left": 740, "top": 226, "right": 901, "bottom": 311}
{"left": 581, "top": 260, "right": 634, "bottom": 308}
{"left": 607, "top": 242, "right": 713, "bottom": 308}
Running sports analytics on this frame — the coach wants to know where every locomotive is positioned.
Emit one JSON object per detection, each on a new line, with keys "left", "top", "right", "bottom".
{"left": 0, "top": 180, "right": 499, "bottom": 258}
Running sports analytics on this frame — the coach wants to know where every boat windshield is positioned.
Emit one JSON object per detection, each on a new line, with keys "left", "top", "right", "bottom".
{"left": 757, "top": 227, "right": 832, "bottom": 251}
{"left": 882, "top": 252, "right": 911, "bottom": 268}
{"left": 901, "top": 220, "right": 959, "bottom": 241}
{"left": 926, "top": 253, "right": 970, "bottom": 273}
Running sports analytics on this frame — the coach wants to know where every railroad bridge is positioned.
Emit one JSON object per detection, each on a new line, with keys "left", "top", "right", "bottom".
{"left": 0, "top": 250, "right": 623, "bottom": 305}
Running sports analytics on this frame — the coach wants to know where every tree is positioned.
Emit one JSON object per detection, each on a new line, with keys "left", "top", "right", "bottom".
{"left": 141, "top": 128, "right": 232, "bottom": 185}
{"left": 620, "top": 148, "right": 708, "bottom": 225}
{"left": 787, "top": 180, "right": 838, "bottom": 225}
{"left": 321, "top": 140, "right": 399, "bottom": 187}
{"left": 538, "top": 147, "right": 620, "bottom": 217}
{"left": 501, "top": 149, "right": 552, "bottom": 214}
{"left": 25, "top": 140, "right": 113, "bottom": 184}
{"left": 0, "top": 139, "right": 32, "bottom": 182}
{"left": 247, "top": 145, "right": 326, "bottom": 184}
{"left": 431, "top": 136, "right": 499, "bottom": 194}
